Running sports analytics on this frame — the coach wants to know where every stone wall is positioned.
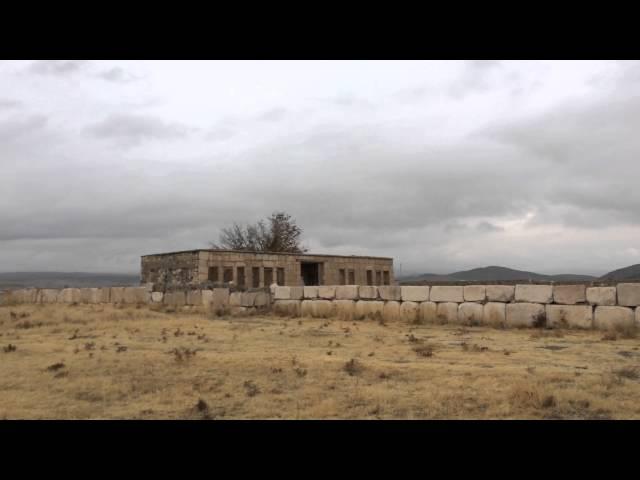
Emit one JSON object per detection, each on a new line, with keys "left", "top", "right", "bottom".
{"left": 3, "top": 283, "right": 640, "bottom": 332}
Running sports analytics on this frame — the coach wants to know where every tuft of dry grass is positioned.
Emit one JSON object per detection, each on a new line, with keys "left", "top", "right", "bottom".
{"left": 1, "top": 303, "right": 640, "bottom": 419}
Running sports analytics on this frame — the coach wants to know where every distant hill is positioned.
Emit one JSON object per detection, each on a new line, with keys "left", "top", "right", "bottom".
{"left": 0, "top": 272, "right": 140, "bottom": 290}
{"left": 401, "top": 266, "right": 597, "bottom": 284}
{"left": 600, "top": 264, "right": 640, "bottom": 281}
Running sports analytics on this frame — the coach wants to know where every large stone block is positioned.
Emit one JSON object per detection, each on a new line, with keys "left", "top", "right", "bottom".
{"left": 303, "top": 286, "right": 318, "bottom": 299}
{"left": 505, "top": 303, "right": 545, "bottom": 328}
{"left": 617, "top": 283, "right": 640, "bottom": 307}
{"left": 552, "top": 285, "right": 586, "bottom": 305}
{"left": 483, "top": 302, "right": 506, "bottom": 327}
{"left": 61, "top": 288, "right": 81, "bottom": 304}
{"left": 401, "top": 286, "right": 429, "bottom": 302}
{"left": 110, "top": 287, "right": 126, "bottom": 304}
{"left": 399, "top": 301, "right": 420, "bottom": 323}
{"left": 311, "top": 299, "right": 336, "bottom": 318}
{"left": 378, "top": 286, "right": 401, "bottom": 301}
{"left": 240, "top": 291, "right": 258, "bottom": 307}
{"left": 335, "top": 285, "right": 358, "bottom": 300}
{"left": 80, "top": 288, "right": 100, "bottom": 304}
{"left": 636, "top": 307, "right": 640, "bottom": 327}
{"left": 419, "top": 301, "right": 437, "bottom": 324}
{"left": 273, "top": 300, "right": 301, "bottom": 317}
{"left": 354, "top": 300, "right": 384, "bottom": 320}
{"left": 545, "top": 305, "right": 593, "bottom": 329}
{"left": 586, "top": 287, "right": 616, "bottom": 306}
{"left": 436, "top": 302, "right": 459, "bottom": 324}
{"left": 274, "top": 286, "right": 291, "bottom": 300}
{"left": 123, "top": 287, "right": 149, "bottom": 304}
{"left": 39, "top": 289, "right": 61, "bottom": 304}
{"left": 289, "top": 287, "right": 304, "bottom": 300}
{"left": 334, "top": 300, "right": 355, "bottom": 320}
{"left": 253, "top": 291, "right": 270, "bottom": 308}
{"left": 98, "top": 287, "right": 111, "bottom": 303}
{"left": 463, "top": 285, "right": 486, "bottom": 302}
{"left": 186, "top": 290, "right": 203, "bottom": 306}
{"left": 211, "top": 288, "right": 230, "bottom": 308}
{"left": 515, "top": 285, "right": 553, "bottom": 304}
{"left": 594, "top": 306, "right": 635, "bottom": 330}
{"left": 358, "top": 286, "right": 378, "bottom": 300}
{"left": 151, "top": 292, "right": 164, "bottom": 303}
{"left": 458, "top": 302, "right": 483, "bottom": 326}
{"left": 430, "top": 286, "right": 464, "bottom": 303}
{"left": 382, "top": 301, "right": 401, "bottom": 322}
{"left": 163, "top": 291, "right": 186, "bottom": 307}
{"left": 318, "top": 286, "right": 336, "bottom": 300}
{"left": 229, "top": 292, "right": 242, "bottom": 307}
{"left": 485, "top": 285, "right": 515, "bottom": 302}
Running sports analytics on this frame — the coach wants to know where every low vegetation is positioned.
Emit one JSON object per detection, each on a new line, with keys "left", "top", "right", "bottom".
{"left": 1, "top": 303, "right": 639, "bottom": 419}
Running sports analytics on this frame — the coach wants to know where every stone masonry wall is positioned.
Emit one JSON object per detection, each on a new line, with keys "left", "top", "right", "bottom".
{"left": 3, "top": 283, "right": 640, "bottom": 332}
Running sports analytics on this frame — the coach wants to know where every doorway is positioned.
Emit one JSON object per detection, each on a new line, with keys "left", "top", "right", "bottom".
{"left": 300, "top": 262, "right": 320, "bottom": 286}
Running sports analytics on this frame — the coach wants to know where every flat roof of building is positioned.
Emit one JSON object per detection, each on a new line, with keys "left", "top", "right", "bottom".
{"left": 141, "top": 249, "right": 393, "bottom": 261}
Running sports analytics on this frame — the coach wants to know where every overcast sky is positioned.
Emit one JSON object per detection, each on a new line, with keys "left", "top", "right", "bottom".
{"left": 1, "top": 60, "right": 639, "bottom": 276}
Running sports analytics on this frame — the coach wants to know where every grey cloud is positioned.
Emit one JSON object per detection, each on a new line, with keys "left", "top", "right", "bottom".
{"left": 476, "top": 221, "right": 504, "bottom": 233}
{"left": 28, "top": 60, "right": 88, "bottom": 76}
{"left": 0, "top": 114, "right": 47, "bottom": 142}
{"left": 206, "top": 127, "right": 235, "bottom": 142}
{"left": 447, "top": 60, "right": 501, "bottom": 99}
{"left": 256, "top": 108, "right": 287, "bottom": 122}
{"left": 97, "top": 67, "right": 138, "bottom": 83}
{"left": 86, "top": 114, "right": 191, "bottom": 146}
{"left": 0, "top": 99, "right": 22, "bottom": 110}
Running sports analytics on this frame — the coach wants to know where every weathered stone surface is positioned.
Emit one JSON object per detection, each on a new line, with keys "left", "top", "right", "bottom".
{"left": 301, "top": 300, "right": 314, "bottom": 317}
{"left": 378, "top": 286, "right": 401, "bottom": 301}
{"left": 274, "top": 286, "right": 291, "bottom": 300}
{"left": 163, "top": 291, "right": 186, "bottom": 307}
{"left": 318, "top": 286, "right": 336, "bottom": 300}
{"left": 229, "top": 292, "right": 242, "bottom": 307}
{"left": 211, "top": 288, "right": 230, "bottom": 308}
{"left": 358, "top": 286, "right": 378, "bottom": 300}
{"left": 39, "top": 289, "right": 61, "bottom": 304}
{"left": 483, "top": 302, "right": 506, "bottom": 327}
{"left": 458, "top": 302, "right": 483, "bottom": 326}
{"left": 436, "top": 302, "right": 459, "bottom": 323}
{"left": 463, "top": 285, "right": 486, "bottom": 302}
{"left": 253, "top": 291, "right": 270, "bottom": 307}
{"left": 586, "top": 287, "right": 616, "bottom": 306}
{"left": 505, "top": 303, "right": 545, "bottom": 328}
{"left": 485, "top": 285, "right": 515, "bottom": 302}
{"left": 110, "top": 287, "right": 125, "bottom": 304}
{"left": 230, "top": 306, "right": 250, "bottom": 317}
{"left": 430, "top": 286, "right": 464, "bottom": 303}
{"left": 335, "top": 285, "right": 358, "bottom": 300}
{"left": 123, "top": 287, "right": 150, "bottom": 304}
{"left": 515, "top": 285, "right": 553, "bottom": 304}
{"left": 334, "top": 300, "right": 355, "bottom": 320}
{"left": 240, "top": 291, "right": 258, "bottom": 307}
{"left": 80, "top": 288, "right": 100, "bottom": 304}
{"left": 553, "top": 285, "right": 586, "bottom": 305}
{"left": 382, "top": 301, "right": 401, "bottom": 322}
{"left": 61, "top": 288, "right": 81, "bottom": 304}
{"left": 0, "top": 291, "right": 10, "bottom": 305}
{"left": 545, "top": 305, "right": 593, "bottom": 329}
{"left": 594, "top": 306, "right": 635, "bottom": 330}
{"left": 617, "top": 283, "right": 640, "bottom": 307}
{"left": 419, "top": 301, "right": 437, "bottom": 324}
{"left": 98, "top": 287, "right": 111, "bottom": 303}
{"left": 311, "top": 299, "right": 336, "bottom": 318}
{"left": 151, "top": 292, "right": 164, "bottom": 303}
{"left": 354, "top": 300, "right": 384, "bottom": 320}
{"left": 273, "top": 300, "right": 301, "bottom": 317}
{"left": 401, "top": 286, "right": 429, "bottom": 302}
{"left": 552, "top": 285, "right": 586, "bottom": 305}
{"left": 303, "top": 286, "right": 318, "bottom": 299}
{"left": 186, "top": 290, "right": 202, "bottom": 306}
{"left": 636, "top": 307, "right": 640, "bottom": 327}
{"left": 399, "top": 301, "right": 419, "bottom": 323}
{"left": 289, "top": 287, "right": 304, "bottom": 300}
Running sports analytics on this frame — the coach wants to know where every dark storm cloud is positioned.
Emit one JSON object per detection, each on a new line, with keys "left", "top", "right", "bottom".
{"left": 85, "top": 113, "right": 191, "bottom": 145}
{"left": 28, "top": 60, "right": 88, "bottom": 76}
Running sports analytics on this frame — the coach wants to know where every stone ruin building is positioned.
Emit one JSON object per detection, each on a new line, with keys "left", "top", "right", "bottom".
{"left": 141, "top": 249, "right": 394, "bottom": 290}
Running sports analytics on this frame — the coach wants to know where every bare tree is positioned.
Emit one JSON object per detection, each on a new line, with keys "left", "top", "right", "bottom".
{"left": 211, "top": 212, "right": 308, "bottom": 253}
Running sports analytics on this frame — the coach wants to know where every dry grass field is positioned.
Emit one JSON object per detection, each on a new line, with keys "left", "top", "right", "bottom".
{"left": 1, "top": 303, "right": 639, "bottom": 419}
